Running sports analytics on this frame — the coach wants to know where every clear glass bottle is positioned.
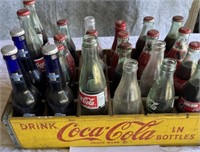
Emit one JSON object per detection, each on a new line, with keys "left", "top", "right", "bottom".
{"left": 42, "top": 44, "right": 74, "bottom": 116}
{"left": 174, "top": 41, "right": 200, "bottom": 95}
{"left": 140, "top": 40, "right": 166, "bottom": 97}
{"left": 113, "top": 59, "right": 143, "bottom": 114}
{"left": 146, "top": 58, "right": 177, "bottom": 113}
{"left": 164, "top": 15, "right": 184, "bottom": 57}
{"left": 1, "top": 45, "right": 44, "bottom": 116}
{"left": 137, "top": 29, "right": 160, "bottom": 79}
{"left": 84, "top": 16, "right": 96, "bottom": 33}
{"left": 79, "top": 35, "right": 108, "bottom": 115}
{"left": 17, "top": 9, "right": 45, "bottom": 72}
{"left": 131, "top": 16, "right": 154, "bottom": 60}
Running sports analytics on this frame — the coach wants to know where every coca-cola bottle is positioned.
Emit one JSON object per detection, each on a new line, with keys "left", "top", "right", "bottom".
{"left": 84, "top": 16, "right": 96, "bottom": 33}
{"left": 1, "top": 45, "right": 44, "bottom": 116}
{"left": 79, "top": 35, "right": 108, "bottom": 115}
{"left": 23, "top": 0, "right": 49, "bottom": 45}
{"left": 110, "top": 42, "right": 132, "bottom": 98}
{"left": 177, "top": 59, "right": 200, "bottom": 112}
{"left": 17, "top": 9, "right": 45, "bottom": 73}
{"left": 131, "top": 16, "right": 154, "bottom": 60}
{"left": 167, "top": 27, "right": 191, "bottom": 67}
{"left": 113, "top": 59, "right": 143, "bottom": 114}
{"left": 10, "top": 27, "right": 46, "bottom": 95}
{"left": 146, "top": 58, "right": 177, "bottom": 113}
{"left": 164, "top": 15, "right": 184, "bottom": 57}
{"left": 174, "top": 41, "right": 200, "bottom": 95}
{"left": 57, "top": 19, "right": 77, "bottom": 63}
{"left": 137, "top": 29, "right": 160, "bottom": 79}
{"left": 140, "top": 40, "right": 165, "bottom": 97}
{"left": 42, "top": 44, "right": 74, "bottom": 116}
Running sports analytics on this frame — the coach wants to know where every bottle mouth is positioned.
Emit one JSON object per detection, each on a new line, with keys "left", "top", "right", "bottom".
{"left": 84, "top": 16, "right": 95, "bottom": 23}
{"left": 123, "top": 59, "right": 138, "bottom": 72}
{"left": 82, "top": 35, "right": 97, "bottom": 48}
{"left": 161, "top": 58, "right": 177, "bottom": 72}
{"left": 152, "top": 40, "right": 166, "bottom": 52}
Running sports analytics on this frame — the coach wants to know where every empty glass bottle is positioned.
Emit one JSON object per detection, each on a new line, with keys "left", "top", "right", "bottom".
{"left": 113, "top": 59, "right": 142, "bottom": 114}
{"left": 84, "top": 16, "right": 96, "bottom": 33}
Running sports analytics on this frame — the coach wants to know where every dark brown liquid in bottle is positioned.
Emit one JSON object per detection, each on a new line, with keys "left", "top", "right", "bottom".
{"left": 164, "top": 36, "right": 176, "bottom": 57}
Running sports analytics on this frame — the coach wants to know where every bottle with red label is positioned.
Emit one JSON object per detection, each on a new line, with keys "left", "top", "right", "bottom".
{"left": 140, "top": 40, "right": 165, "bottom": 97}
{"left": 174, "top": 41, "right": 200, "bottom": 95}
{"left": 164, "top": 15, "right": 184, "bottom": 57}
{"left": 167, "top": 27, "right": 191, "bottom": 66}
{"left": 131, "top": 16, "right": 154, "bottom": 60}
{"left": 113, "top": 59, "right": 143, "bottom": 114}
{"left": 137, "top": 29, "right": 160, "bottom": 79}
{"left": 23, "top": 0, "right": 49, "bottom": 45}
{"left": 177, "top": 58, "right": 200, "bottom": 112}
{"left": 17, "top": 9, "right": 45, "bottom": 73}
{"left": 79, "top": 35, "right": 108, "bottom": 115}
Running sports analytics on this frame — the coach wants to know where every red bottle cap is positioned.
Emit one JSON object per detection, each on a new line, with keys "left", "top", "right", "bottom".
{"left": 118, "top": 42, "right": 132, "bottom": 50}
{"left": 17, "top": 9, "right": 30, "bottom": 16}
{"left": 118, "top": 30, "right": 129, "bottom": 38}
{"left": 56, "top": 44, "right": 65, "bottom": 51}
{"left": 115, "top": 20, "right": 126, "bottom": 28}
{"left": 144, "top": 16, "right": 154, "bottom": 22}
{"left": 53, "top": 33, "right": 66, "bottom": 42}
{"left": 23, "top": 0, "right": 35, "bottom": 5}
{"left": 57, "top": 19, "right": 68, "bottom": 26}
{"left": 179, "top": 27, "right": 191, "bottom": 34}
{"left": 86, "top": 29, "right": 98, "bottom": 37}
{"left": 147, "top": 29, "right": 159, "bottom": 38}
{"left": 173, "top": 15, "right": 184, "bottom": 22}
{"left": 189, "top": 41, "right": 200, "bottom": 50}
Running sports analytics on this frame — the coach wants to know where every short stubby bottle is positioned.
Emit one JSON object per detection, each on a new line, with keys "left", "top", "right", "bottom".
{"left": 23, "top": 0, "right": 49, "bottom": 45}
{"left": 113, "top": 59, "right": 143, "bottom": 114}
{"left": 10, "top": 27, "right": 46, "bottom": 95}
{"left": 174, "top": 41, "right": 200, "bottom": 95}
{"left": 131, "top": 16, "right": 154, "bottom": 60}
{"left": 79, "top": 35, "right": 108, "bottom": 115}
{"left": 1, "top": 45, "right": 44, "bottom": 116}
{"left": 176, "top": 59, "right": 200, "bottom": 112}
{"left": 146, "top": 58, "right": 177, "bottom": 113}
{"left": 42, "top": 44, "right": 75, "bottom": 116}
{"left": 164, "top": 15, "right": 184, "bottom": 57}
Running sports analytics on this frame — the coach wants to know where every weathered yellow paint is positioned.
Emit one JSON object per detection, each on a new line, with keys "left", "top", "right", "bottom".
{"left": 9, "top": 113, "right": 200, "bottom": 148}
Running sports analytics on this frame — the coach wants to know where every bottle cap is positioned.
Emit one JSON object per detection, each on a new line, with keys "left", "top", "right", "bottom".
{"left": 84, "top": 16, "right": 95, "bottom": 23}
{"left": 118, "top": 42, "right": 132, "bottom": 50}
{"left": 42, "top": 44, "right": 58, "bottom": 56}
{"left": 179, "top": 27, "right": 191, "bottom": 34}
{"left": 118, "top": 30, "right": 129, "bottom": 38}
{"left": 10, "top": 28, "right": 25, "bottom": 37}
{"left": 144, "top": 16, "right": 154, "bottom": 22}
{"left": 56, "top": 44, "right": 65, "bottom": 51}
{"left": 189, "top": 41, "right": 200, "bottom": 50}
{"left": 172, "top": 15, "right": 184, "bottom": 22}
{"left": 115, "top": 20, "right": 126, "bottom": 28}
{"left": 1, "top": 45, "right": 18, "bottom": 56}
{"left": 147, "top": 29, "right": 160, "bottom": 38}
{"left": 57, "top": 19, "right": 68, "bottom": 26}
{"left": 86, "top": 29, "right": 98, "bottom": 37}
{"left": 23, "top": 0, "right": 35, "bottom": 5}
{"left": 17, "top": 9, "right": 30, "bottom": 17}
{"left": 53, "top": 33, "right": 66, "bottom": 42}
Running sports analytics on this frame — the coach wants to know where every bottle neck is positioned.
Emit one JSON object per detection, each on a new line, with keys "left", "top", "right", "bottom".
{"left": 140, "top": 22, "right": 154, "bottom": 37}
{"left": 143, "top": 36, "right": 158, "bottom": 52}
{"left": 57, "top": 25, "right": 72, "bottom": 40}
{"left": 116, "top": 37, "right": 129, "bottom": 51}
{"left": 54, "top": 40, "right": 70, "bottom": 55}
{"left": 122, "top": 65, "right": 138, "bottom": 83}
{"left": 85, "top": 21, "right": 95, "bottom": 33}
{"left": 167, "top": 21, "right": 183, "bottom": 39}
{"left": 173, "top": 33, "right": 190, "bottom": 50}
{"left": 190, "top": 64, "right": 200, "bottom": 80}
{"left": 183, "top": 49, "right": 200, "bottom": 64}
{"left": 83, "top": 44, "right": 99, "bottom": 63}
{"left": 117, "top": 48, "right": 131, "bottom": 64}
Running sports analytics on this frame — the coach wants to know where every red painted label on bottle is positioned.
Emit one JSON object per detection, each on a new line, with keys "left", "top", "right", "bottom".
{"left": 178, "top": 97, "right": 200, "bottom": 112}
{"left": 34, "top": 57, "right": 45, "bottom": 72}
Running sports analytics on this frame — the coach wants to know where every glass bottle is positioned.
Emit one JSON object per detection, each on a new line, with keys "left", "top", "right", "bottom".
{"left": 17, "top": 9, "right": 45, "bottom": 73}
{"left": 1, "top": 45, "right": 44, "bottom": 116}
{"left": 42, "top": 44, "right": 74, "bottom": 116}
{"left": 110, "top": 42, "right": 132, "bottom": 98}
{"left": 79, "top": 35, "right": 108, "bottom": 115}
{"left": 131, "top": 16, "right": 154, "bottom": 60}
{"left": 140, "top": 40, "right": 166, "bottom": 97}
{"left": 137, "top": 29, "right": 160, "bottom": 79}
{"left": 174, "top": 41, "right": 200, "bottom": 95}
{"left": 177, "top": 59, "right": 200, "bottom": 112}
{"left": 23, "top": 0, "right": 49, "bottom": 45}
{"left": 10, "top": 27, "right": 46, "bottom": 95}
{"left": 84, "top": 16, "right": 96, "bottom": 33}
{"left": 146, "top": 58, "right": 177, "bottom": 113}
{"left": 164, "top": 15, "right": 184, "bottom": 57}
{"left": 167, "top": 27, "right": 191, "bottom": 67}
{"left": 57, "top": 19, "right": 76, "bottom": 61}
{"left": 113, "top": 59, "right": 143, "bottom": 114}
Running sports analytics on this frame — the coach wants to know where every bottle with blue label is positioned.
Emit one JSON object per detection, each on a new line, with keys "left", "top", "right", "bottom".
{"left": 1, "top": 45, "right": 44, "bottom": 117}
{"left": 10, "top": 27, "right": 46, "bottom": 95}
{"left": 42, "top": 44, "right": 75, "bottom": 116}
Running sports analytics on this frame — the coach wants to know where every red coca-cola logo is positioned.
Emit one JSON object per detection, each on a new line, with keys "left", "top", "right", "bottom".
{"left": 80, "top": 91, "right": 98, "bottom": 109}
{"left": 57, "top": 120, "right": 163, "bottom": 142}
{"left": 178, "top": 97, "right": 200, "bottom": 112}
{"left": 34, "top": 57, "right": 45, "bottom": 72}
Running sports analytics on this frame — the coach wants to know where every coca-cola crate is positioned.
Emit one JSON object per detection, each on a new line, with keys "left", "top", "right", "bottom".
{"left": 1, "top": 49, "right": 200, "bottom": 149}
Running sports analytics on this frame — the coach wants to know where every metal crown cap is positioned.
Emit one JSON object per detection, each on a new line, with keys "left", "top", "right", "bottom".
{"left": 17, "top": 9, "right": 30, "bottom": 17}
{"left": 57, "top": 19, "right": 68, "bottom": 26}
{"left": 86, "top": 29, "right": 98, "bottom": 37}
{"left": 23, "top": 0, "right": 35, "bottom": 5}
{"left": 144, "top": 16, "right": 154, "bottom": 22}
{"left": 189, "top": 41, "right": 200, "bottom": 50}
{"left": 173, "top": 15, "right": 184, "bottom": 22}
{"left": 1, "top": 45, "right": 18, "bottom": 56}
{"left": 179, "top": 27, "right": 191, "bottom": 34}
{"left": 42, "top": 44, "right": 58, "bottom": 56}
{"left": 118, "top": 30, "right": 129, "bottom": 38}
{"left": 147, "top": 29, "right": 160, "bottom": 38}
{"left": 118, "top": 42, "right": 132, "bottom": 50}
{"left": 10, "top": 27, "right": 25, "bottom": 37}
{"left": 56, "top": 44, "right": 65, "bottom": 51}
{"left": 54, "top": 33, "right": 66, "bottom": 42}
